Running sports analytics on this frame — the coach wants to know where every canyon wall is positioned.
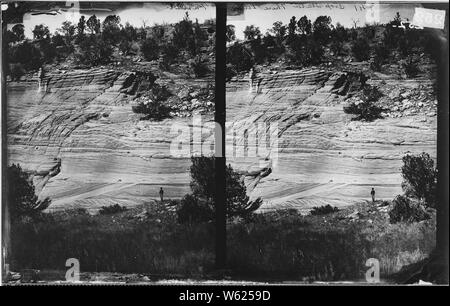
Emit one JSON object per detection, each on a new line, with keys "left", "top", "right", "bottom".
{"left": 7, "top": 68, "right": 214, "bottom": 211}
{"left": 7, "top": 66, "right": 437, "bottom": 213}
{"left": 226, "top": 67, "right": 437, "bottom": 213}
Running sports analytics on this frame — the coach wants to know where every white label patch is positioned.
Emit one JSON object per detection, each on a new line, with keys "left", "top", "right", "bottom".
{"left": 412, "top": 8, "right": 446, "bottom": 29}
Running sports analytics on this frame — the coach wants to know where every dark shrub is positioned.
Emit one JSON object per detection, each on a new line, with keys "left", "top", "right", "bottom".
{"left": 9, "top": 41, "right": 43, "bottom": 70}
{"left": 287, "top": 36, "right": 324, "bottom": 66}
{"left": 312, "top": 15, "right": 332, "bottom": 44}
{"left": 362, "top": 24, "right": 376, "bottom": 40}
{"left": 172, "top": 12, "right": 196, "bottom": 54}
{"left": 11, "top": 24, "right": 25, "bottom": 41}
{"left": 101, "top": 15, "right": 121, "bottom": 45}
{"left": 6, "top": 164, "right": 50, "bottom": 219}
{"left": 32, "top": 24, "right": 50, "bottom": 40}
{"left": 362, "top": 85, "right": 383, "bottom": 102}
{"left": 382, "top": 13, "right": 404, "bottom": 49}
{"left": 226, "top": 42, "right": 254, "bottom": 73}
{"left": 75, "top": 35, "right": 112, "bottom": 66}
{"left": 402, "top": 56, "right": 420, "bottom": 78}
{"left": 344, "top": 85, "right": 384, "bottom": 121}
{"left": 132, "top": 96, "right": 171, "bottom": 120}
{"left": 331, "top": 23, "right": 348, "bottom": 43}
{"left": 132, "top": 82, "right": 172, "bottom": 120}
{"left": 344, "top": 101, "right": 384, "bottom": 121}
{"left": 351, "top": 38, "right": 370, "bottom": 61}
{"left": 243, "top": 25, "right": 262, "bottom": 41}
{"left": 227, "top": 213, "right": 369, "bottom": 281}
{"left": 226, "top": 24, "right": 236, "bottom": 42}
{"left": 141, "top": 37, "right": 160, "bottom": 61}
{"left": 310, "top": 204, "right": 339, "bottom": 216}
{"left": 38, "top": 38, "right": 57, "bottom": 63}
{"left": 151, "top": 83, "right": 172, "bottom": 101}
{"left": 9, "top": 63, "right": 25, "bottom": 81}
{"left": 119, "top": 39, "right": 132, "bottom": 56}
{"left": 98, "top": 204, "right": 128, "bottom": 215}
{"left": 401, "top": 153, "right": 437, "bottom": 208}
{"left": 159, "top": 43, "right": 180, "bottom": 70}
{"left": 10, "top": 206, "right": 215, "bottom": 275}
{"left": 188, "top": 156, "right": 262, "bottom": 220}
{"left": 389, "top": 195, "right": 430, "bottom": 224}
{"left": 176, "top": 194, "right": 212, "bottom": 224}
{"left": 330, "top": 39, "right": 343, "bottom": 56}
{"left": 226, "top": 64, "right": 237, "bottom": 81}
{"left": 189, "top": 55, "right": 209, "bottom": 78}
{"left": 370, "top": 44, "right": 390, "bottom": 71}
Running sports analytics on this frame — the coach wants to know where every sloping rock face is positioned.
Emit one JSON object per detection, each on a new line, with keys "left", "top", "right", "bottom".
{"left": 226, "top": 67, "right": 437, "bottom": 213}
{"left": 7, "top": 68, "right": 214, "bottom": 212}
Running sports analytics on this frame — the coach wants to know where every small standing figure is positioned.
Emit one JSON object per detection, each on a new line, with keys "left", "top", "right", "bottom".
{"left": 38, "top": 67, "right": 45, "bottom": 92}
{"left": 249, "top": 67, "right": 256, "bottom": 91}
{"left": 370, "top": 188, "right": 375, "bottom": 203}
{"left": 159, "top": 187, "right": 164, "bottom": 202}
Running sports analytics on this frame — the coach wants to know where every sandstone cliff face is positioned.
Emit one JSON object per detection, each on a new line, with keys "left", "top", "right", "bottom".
{"left": 7, "top": 68, "right": 214, "bottom": 211}
{"left": 7, "top": 66, "right": 436, "bottom": 213}
{"left": 226, "top": 67, "right": 437, "bottom": 213}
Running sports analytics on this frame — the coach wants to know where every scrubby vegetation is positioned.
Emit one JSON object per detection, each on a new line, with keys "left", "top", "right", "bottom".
{"left": 401, "top": 153, "right": 437, "bottom": 208}
{"left": 7, "top": 154, "right": 436, "bottom": 282}
{"left": 131, "top": 82, "right": 173, "bottom": 120}
{"left": 402, "top": 56, "right": 421, "bottom": 78}
{"left": 3, "top": 12, "right": 215, "bottom": 79}
{"left": 343, "top": 85, "right": 384, "bottom": 121}
{"left": 387, "top": 152, "right": 437, "bottom": 224}
{"left": 6, "top": 164, "right": 50, "bottom": 219}
{"left": 226, "top": 12, "right": 434, "bottom": 78}
{"left": 9, "top": 200, "right": 435, "bottom": 281}
{"left": 389, "top": 195, "right": 430, "bottom": 224}
{"left": 98, "top": 204, "right": 128, "bottom": 215}
{"left": 310, "top": 204, "right": 339, "bottom": 215}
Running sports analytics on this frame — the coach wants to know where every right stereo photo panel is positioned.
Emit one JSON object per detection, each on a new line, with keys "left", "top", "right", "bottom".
{"left": 225, "top": 2, "right": 442, "bottom": 282}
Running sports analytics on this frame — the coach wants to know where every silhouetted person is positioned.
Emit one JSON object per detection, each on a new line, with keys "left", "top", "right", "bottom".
{"left": 38, "top": 67, "right": 44, "bottom": 90}
{"left": 249, "top": 67, "right": 256, "bottom": 91}
{"left": 371, "top": 188, "right": 375, "bottom": 203}
{"left": 159, "top": 187, "right": 164, "bottom": 202}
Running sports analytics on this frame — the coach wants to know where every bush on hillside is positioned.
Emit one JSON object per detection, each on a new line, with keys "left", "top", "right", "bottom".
{"left": 402, "top": 56, "right": 420, "bottom": 78}
{"left": 351, "top": 38, "right": 371, "bottom": 62}
{"left": 189, "top": 55, "right": 209, "bottom": 78}
{"left": 389, "top": 195, "right": 430, "bottom": 224}
{"left": 141, "top": 37, "right": 160, "bottom": 61}
{"left": 6, "top": 164, "right": 51, "bottom": 219}
{"left": 98, "top": 204, "right": 128, "bottom": 215}
{"left": 9, "top": 63, "right": 25, "bottom": 81}
{"left": 344, "top": 85, "right": 384, "bottom": 121}
{"left": 401, "top": 153, "right": 437, "bottom": 208}
{"left": 176, "top": 194, "right": 212, "bottom": 224}
{"left": 310, "top": 205, "right": 339, "bottom": 216}
{"left": 132, "top": 95, "right": 171, "bottom": 120}
{"left": 370, "top": 44, "right": 390, "bottom": 71}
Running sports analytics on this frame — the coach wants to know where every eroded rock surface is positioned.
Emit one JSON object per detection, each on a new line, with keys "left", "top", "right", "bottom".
{"left": 7, "top": 68, "right": 214, "bottom": 211}
{"left": 7, "top": 66, "right": 436, "bottom": 213}
{"left": 226, "top": 67, "right": 437, "bottom": 213}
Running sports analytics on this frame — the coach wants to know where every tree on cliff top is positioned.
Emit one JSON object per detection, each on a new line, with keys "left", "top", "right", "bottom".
{"left": 32, "top": 24, "right": 50, "bottom": 40}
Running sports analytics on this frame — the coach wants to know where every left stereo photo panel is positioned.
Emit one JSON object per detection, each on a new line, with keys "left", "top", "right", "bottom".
{"left": 2, "top": 2, "right": 216, "bottom": 283}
